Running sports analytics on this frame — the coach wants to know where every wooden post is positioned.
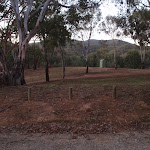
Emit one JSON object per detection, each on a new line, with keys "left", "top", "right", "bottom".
{"left": 113, "top": 85, "right": 116, "bottom": 99}
{"left": 69, "top": 87, "right": 73, "bottom": 100}
{"left": 28, "top": 87, "right": 31, "bottom": 101}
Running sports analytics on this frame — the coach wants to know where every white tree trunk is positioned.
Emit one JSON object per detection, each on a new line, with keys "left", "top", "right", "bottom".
{"left": 9, "top": 0, "right": 52, "bottom": 85}
{"left": 113, "top": 39, "right": 117, "bottom": 69}
{"left": 140, "top": 45, "right": 146, "bottom": 69}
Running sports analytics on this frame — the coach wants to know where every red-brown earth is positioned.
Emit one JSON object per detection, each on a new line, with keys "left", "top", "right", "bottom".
{"left": 0, "top": 67, "right": 150, "bottom": 134}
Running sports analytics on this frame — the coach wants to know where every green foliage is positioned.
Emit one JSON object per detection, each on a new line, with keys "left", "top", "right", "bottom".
{"left": 39, "top": 14, "right": 71, "bottom": 47}
{"left": 0, "top": 3, "right": 4, "bottom": 12}
{"left": 116, "top": 56, "right": 124, "bottom": 68}
{"left": 129, "top": 8, "right": 150, "bottom": 45}
{"left": 104, "top": 53, "right": 114, "bottom": 68}
{"left": 66, "top": 0, "right": 97, "bottom": 31}
{"left": 144, "top": 52, "right": 150, "bottom": 68}
{"left": 65, "top": 53, "right": 85, "bottom": 67}
{"left": 116, "top": 8, "right": 150, "bottom": 47}
{"left": 0, "top": 1, "right": 13, "bottom": 21}
{"left": 124, "top": 50, "right": 141, "bottom": 69}
{"left": 88, "top": 48, "right": 109, "bottom": 67}
{"left": 23, "top": 39, "right": 150, "bottom": 69}
{"left": 6, "top": 49, "right": 16, "bottom": 70}
{"left": 25, "top": 44, "right": 43, "bottom": 69}
{"left": 49, "top": 52, "right": 85, "bottom": 67}
{"left": 49, "top": 54, "right": 61, "bottom": 67}
{"left": 67, "top": 8, "right": 82, "bottom": 29}
{"left": 88, "top": 52, "right": 98, "bottom": 67}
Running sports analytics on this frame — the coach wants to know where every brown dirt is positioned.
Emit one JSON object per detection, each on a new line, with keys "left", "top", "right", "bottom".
{"left": 25, "top": 67, "right": 150, "bottom": 84}
{"left": 0, "top": 68, "right": 150, "bottom": 134}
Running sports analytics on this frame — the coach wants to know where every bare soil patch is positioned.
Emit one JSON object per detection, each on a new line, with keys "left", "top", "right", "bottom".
{"left": 0, "top": 68, "right": 150, "bottom": 134}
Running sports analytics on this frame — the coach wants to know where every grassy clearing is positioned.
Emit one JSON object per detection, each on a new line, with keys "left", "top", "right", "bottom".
{"left": 25, "top": 67, "right": 85, "bottom": 82}
{"left": 25, "top": 67, "right": 150, "bottom": 87}
{"left": 40, "top": 75, "right": 150, "bottom": 88}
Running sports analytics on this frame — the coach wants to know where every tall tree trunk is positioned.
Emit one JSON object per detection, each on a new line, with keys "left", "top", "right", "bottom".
{"left": 0, "top": 53, "right": 10, "bottom": 85}
{"left": 10, "top": 59, "right": 26, "bottom": 86}
{"left": 33, "top": 55, "right": 39, "bottom": 70}
{"left": 141, "top": 62, "right": 145, "bottom": 69}
{"left": 86, "top": 29, "right": 91, "bottom": 74}
{"left": 140, "top": 45, "right": 145, "bottom": 69}
{"left": 86, "top": 57, "right": 89, "bottom": 74}
{"left": 9, "top": 40, "right": 28, "bottom": 86}
{"left": 44, "top": 39, "right": 49, "bottom": 82}
{"left": 113, "top": 39, "right": 117, "bottom": 69}
{"left": 27, "top": 53, "right": 30, "bottom": 69}
{"left": 45, "top": 60, "right": 49, "bottom": 82}
{"left": 33, "top": 55, "right": 37, "bottom": 70}
{"left": 0, "top": 47, "right": 8, "bottom": 75}
{"left": 0, "top": 46, "right": 26, "bottom": 86}
{"left": 60, "top": 46, "right": 65, "bottom": 79}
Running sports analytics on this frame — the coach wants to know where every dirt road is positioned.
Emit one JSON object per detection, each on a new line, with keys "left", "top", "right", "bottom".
{"left": 0, "top": 131, "right": 150, "bottom": 150}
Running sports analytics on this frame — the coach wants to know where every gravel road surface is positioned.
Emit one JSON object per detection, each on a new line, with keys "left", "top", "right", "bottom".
{"left": 0, "top": 131, "right": 150, "bottom": 150}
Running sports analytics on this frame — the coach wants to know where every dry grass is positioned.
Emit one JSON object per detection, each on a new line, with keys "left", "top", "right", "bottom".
{"left": 0, "top": 67, "right": 150, "bottom": 134}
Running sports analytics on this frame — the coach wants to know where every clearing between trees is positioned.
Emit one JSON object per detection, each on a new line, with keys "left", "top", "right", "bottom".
{"left": 0, "top": 67, "right": 150, "bottom": 134}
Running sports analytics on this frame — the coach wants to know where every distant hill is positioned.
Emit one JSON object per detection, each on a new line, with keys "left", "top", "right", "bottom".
{"left": 66, "top": 39, "right": 137, "bottom": 55}
{"left": 83, "top": 39, "right": 132, "bottom": 47}
{"left": 30, "top": 39, "right": 138, "bottom": 56}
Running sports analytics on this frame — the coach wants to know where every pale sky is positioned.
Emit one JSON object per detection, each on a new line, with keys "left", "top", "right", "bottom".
{"left": 91, "top": 1, "right": 135, "bottom": 44}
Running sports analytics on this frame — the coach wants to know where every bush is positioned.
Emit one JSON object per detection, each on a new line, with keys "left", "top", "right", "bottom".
{"left": 0, "top": 73, "right": 6, "bottom": 86}
{"left": 124, "top": 50, "right": 141, "bottom": 69}
{"left": 116, "top": 56, "right": 124, "bottom": 68}
{"left": 145, "top": 52, "right": 150, "bottom": 68}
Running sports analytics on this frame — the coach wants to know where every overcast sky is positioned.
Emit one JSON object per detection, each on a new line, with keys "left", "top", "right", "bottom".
{"left": 91, "top": 1, "right": 135, "bottom": 44}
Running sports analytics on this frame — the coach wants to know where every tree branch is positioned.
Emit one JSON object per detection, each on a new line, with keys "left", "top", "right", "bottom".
{"left": 147, "top": 0, "right": 150, "bottom": 7}
{"left": 29, "top": 3, "right": 44, "bottom": 20}
{"left": 24, "top": 0, "right": 52, "bottom": 46}
{"left": 6, "top": 42, "right": 19, "bottom": 57}
{"left": 24, "top": 0, "right": 33, "bottom": 35}
{"left": 58, "top": 1, "right": 100, "bottom": 9}
{"left": 36, "top": 0, "right": 52, "bottom": 27}
{"left": 10, "top": 0, "right": 22, "bottom": 57}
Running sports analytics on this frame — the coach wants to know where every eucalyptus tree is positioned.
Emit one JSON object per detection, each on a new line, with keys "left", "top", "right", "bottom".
{"left": 114, "top": 8, "right": 150, "bottom": 69}
{"left": 125, "top": 0, "right": 150, "bottom": 8}
{"left": 38, "top": 14, "right": 71, "bottom": 81}
{"left": 114, "top": 0, "right": 150, "bottom": 10}
{"left": 25, "top": 43, "right": 42, "bottom": 70}
{"left": 75, "top": 8, "right": 101, "bottom": 73}
{"left": 100, "top": 16, "right": 124, "bottom": 69}
{"left": 113, "top": 0, "right": 150, "bottom": 69}
{"left": 0, "top": 0, "right": 100, "bottom": 85}
{"left": 125, "top": 49, "right": 141, "bottom": 69}
{"left": 0, "top": 1, "right": 18, "bottom": 85}
{"left": 129, "top": 9, "right": 150, "bottom": 69}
